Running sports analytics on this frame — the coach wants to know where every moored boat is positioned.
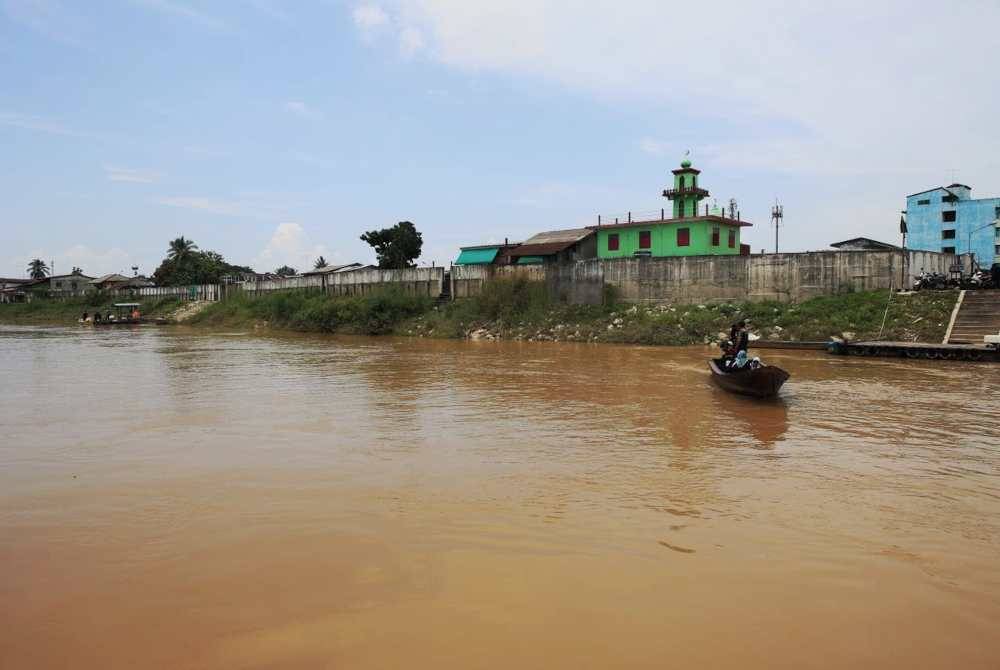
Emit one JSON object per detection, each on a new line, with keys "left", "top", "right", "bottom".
{"left": 708, "top": 358, "right": 790, "bottom": 398}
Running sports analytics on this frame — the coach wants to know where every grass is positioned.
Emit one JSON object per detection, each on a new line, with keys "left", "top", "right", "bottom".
{"left": 186, "top": 288, "right": 433, "bottom": 335}
{"left": 2, "top": 281, "right": 958, "bottom": 345}
{"left": 401, "top": 280, "right": 957, "bottom": 345}
{"left": 0, "top": 295, "right": 183, "bottom": 325}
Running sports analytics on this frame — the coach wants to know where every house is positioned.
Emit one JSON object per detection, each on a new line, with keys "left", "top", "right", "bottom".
{"left": 302, "top": 263, "right": 370, "bottom": 276}
{"left": 507, "top": 228, "right": 596, "bottom": 265}
{"left": 0, "top": 277, "right": 31, "bottom": 303}
{"left": 904, "top": 183, "right": 1000, "bottom": 266}
{"left": 22, "top": 273, "right": 96, "bottom": 296}
{"left": 830, "top": 238, "right": 902, "bottom": 251}
{"left": 90, "top": 274, "right": 154, "bottom": 291}
{"left": 593, "top": 159, "right": 751, "bottom": 259}
{"left": 454, "top": 241, "right": 522, "bottom": 266}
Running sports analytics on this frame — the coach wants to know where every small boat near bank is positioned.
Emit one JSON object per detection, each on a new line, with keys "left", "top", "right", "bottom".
{"left": 708, "top": 358, "right": 790, "bottom": 398}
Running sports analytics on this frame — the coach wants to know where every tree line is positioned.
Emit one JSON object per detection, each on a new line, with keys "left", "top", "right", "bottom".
{"left": 23, "top": 221, "right": 424, "bottom": 286}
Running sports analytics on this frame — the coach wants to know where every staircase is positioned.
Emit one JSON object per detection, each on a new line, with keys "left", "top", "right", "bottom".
{"left": 435, "top": 271, "right": 452, "bottom": 305}
{"left": 947, "top": 290, "right": 1000, "bottom": 344}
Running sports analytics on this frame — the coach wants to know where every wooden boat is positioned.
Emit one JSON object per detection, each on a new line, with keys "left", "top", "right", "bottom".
{"left": 708, "top": 358, "right": 790, "bottom": 398}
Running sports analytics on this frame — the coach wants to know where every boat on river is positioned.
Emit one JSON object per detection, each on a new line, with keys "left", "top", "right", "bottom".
{"left": 708, "top": 358, "right": 790, "bottom": 398}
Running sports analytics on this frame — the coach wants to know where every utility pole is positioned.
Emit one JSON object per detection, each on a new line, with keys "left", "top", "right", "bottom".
{"left": 771, "top": 200, "right": 783, "bottom": 254}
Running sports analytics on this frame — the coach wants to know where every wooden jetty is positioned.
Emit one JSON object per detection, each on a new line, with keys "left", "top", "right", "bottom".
{"left": 827, "top": 340, "right": 1000, "bottom": 362}
{"left": 753, "top": 340, "right": 828, "bottom": 351}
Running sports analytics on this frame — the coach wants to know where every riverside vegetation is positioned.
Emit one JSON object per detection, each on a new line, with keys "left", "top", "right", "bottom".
{"left": 2, "top": 279, "right": 957, "bottom": 344}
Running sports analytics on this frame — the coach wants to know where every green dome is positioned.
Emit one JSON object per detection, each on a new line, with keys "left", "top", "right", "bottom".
{"left": 680, "top": 158, "right": 692, "bottom": 168}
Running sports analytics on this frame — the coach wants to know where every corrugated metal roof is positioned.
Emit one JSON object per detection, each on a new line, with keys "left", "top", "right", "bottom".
{"left": 455, "top": 247, "right": 499, "bottom": 264}
{"left": 508, "top": 242, "right": 579, "bottom": 256}
{"left": 520, "top": 227, "right": 594, "bottom": 245}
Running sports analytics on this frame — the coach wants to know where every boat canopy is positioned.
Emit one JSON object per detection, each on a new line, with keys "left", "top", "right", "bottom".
{"left": 114, "top": 303, "right": 140, "bottom": 307}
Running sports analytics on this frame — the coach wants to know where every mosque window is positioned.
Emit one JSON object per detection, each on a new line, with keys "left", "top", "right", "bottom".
{"left": 677, "top": 228, "right": 690, "bottom": 246}
{"left": 639, "top": 231, "right": 651, "bottom": 249}
{"left": 607, "top": 234, "right": 619, "bottom": 251}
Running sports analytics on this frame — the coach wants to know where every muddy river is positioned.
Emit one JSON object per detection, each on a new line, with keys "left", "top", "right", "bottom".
{"left": 1, "top": 325, "right": 999, "bottom": 669}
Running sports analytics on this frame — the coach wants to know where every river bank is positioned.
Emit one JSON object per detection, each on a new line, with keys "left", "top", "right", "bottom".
{"left": 0, "top": 281, "right": 957, "bottom": 345}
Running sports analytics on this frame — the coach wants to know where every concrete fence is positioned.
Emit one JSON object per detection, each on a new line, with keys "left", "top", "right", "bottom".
{"left": 239, "top": 267, "right": 446, "bottom": 299}
{"left": 451, "top": 264, "right": 546, "bottom": 298}
{"left": 454, "top": 250, "right": 963, "bottom": 305}
{"left": 109, "top": 284, "right": 223, "bottom": 301}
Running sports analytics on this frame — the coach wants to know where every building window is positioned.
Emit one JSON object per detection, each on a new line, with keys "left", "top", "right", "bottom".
{"left": 678, "top": 175, "right": 685, "bottom": 189}
{"left": 942, "top": 246, "right": 956, "bottom": 254}
{"left": 995, "top": 206, "right": 1000, "bottom": 219}
{"left": 995, "top": 244, "right": 1000, "bottom": 255}
{"left": 638, "top": 231, "right": 651, "bottom": 249}
{"left": 691, "top": 200, "right": 698, "bottom": 217}
{"left": 942, "top": 210, "right": 956, "bottom": 222}
{"left": 711, "top": 227, "right": 720, "bottom": 246}
{"left": 677, "top": 228, "right": 690, "bottom": 247}
{"left": 71, "top": 282, "right": 78, "bottom": 290}
{"left": 692, "top": 175, "right": 697, "bottom": 188}
{"left": 942, "top": 229, "right": 956, "bottom": 239}
{"left": 917, "top": 199, "right": 930, "bottom": 205}
{"left": 55, "top": 281, "right": 62, "bottom": 289}
{"left": 607, "top": 233, "right": 619, "bottom": 251}
{"left": 728, "top": 229, "right": 736, "bottom": 248}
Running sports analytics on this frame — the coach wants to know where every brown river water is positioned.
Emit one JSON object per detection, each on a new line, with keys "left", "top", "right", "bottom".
{"left": 1, "top": 324, "right": 999, "bottom": 669}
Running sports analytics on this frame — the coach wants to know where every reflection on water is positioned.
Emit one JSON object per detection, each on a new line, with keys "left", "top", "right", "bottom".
{"left": 1, "top": 325, "right": 999, "bottom": 669}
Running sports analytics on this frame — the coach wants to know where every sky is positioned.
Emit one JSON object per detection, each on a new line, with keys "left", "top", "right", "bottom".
{"left": 2, "top": 0, "right": 999, "bottom": 278}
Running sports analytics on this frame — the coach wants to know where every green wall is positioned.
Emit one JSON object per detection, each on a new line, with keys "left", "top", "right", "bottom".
{"left": 595, "top": 220, "right": 742, "bottom": 259}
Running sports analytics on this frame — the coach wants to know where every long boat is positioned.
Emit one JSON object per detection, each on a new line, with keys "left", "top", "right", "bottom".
{"left": 708, "top": 358, "right": 790, "bottom": 398}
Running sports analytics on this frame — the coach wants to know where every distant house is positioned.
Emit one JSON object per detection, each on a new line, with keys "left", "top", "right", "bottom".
{"left": 454, "top": 241, "right": 522, "bottom": 266}
{"left": 830, "top": 237, "right": 902, "bottom": 251}
{"left": 507, "top": 228, "right": 597, "bottom": 265}
{"left": 27, "top": 273, "right": 96, "bottom": 296}
{"left": 0, "top": 277, "right": 32, "bottom": 303}
{"left": 90, "top": 274, "right": 154, "bottom": 291}
{"left": 302, "top": 263, "right": 370, "bottom": 276}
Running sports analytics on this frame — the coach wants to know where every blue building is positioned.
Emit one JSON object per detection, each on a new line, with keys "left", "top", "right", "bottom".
{"left": 904, "top": 183, "right": 1000, "bottom": 268}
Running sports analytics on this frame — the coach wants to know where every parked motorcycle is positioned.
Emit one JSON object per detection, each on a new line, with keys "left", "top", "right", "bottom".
{"left": 912, "top": 271, "right": 947, "bottom": 290}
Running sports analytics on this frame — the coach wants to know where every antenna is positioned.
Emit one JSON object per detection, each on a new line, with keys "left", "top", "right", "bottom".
{"left": 131, "top": 265, "right": 139, "bottom": 277}
{"left": 771, "top": 199, "right": 784, "bottom": 254}
{"left": 728, "top": 198, "right": 738, "bottom": 220}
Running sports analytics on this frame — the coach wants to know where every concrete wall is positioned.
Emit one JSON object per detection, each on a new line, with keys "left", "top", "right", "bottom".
{"left": 239, "top": 267, "right": 445, "bottom": 298}
{"left": 451, "top": 264, "right": 546, "bottom": 298}
{"left": 453, "top": 249, "right": 960, "bottom": 305}
{"left": 326, "top": 267, "right": 444, "bottom": 298}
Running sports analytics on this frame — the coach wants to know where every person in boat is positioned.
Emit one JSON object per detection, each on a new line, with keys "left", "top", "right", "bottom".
{"left": 93, "top": 311, "right": 102, "bottom": 323}
{"left": 81, "top": 311, "right": 89, "bottom": 323}
{"left": 131, "top": 307, "right": 140, "bottom": 320}
{"left": 730, "top": 319, "right": 750, "bottom": 354}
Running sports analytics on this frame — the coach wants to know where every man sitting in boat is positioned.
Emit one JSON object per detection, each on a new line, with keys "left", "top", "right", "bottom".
{"left": 730, "top": 319, "right": 750, "bottom": 354}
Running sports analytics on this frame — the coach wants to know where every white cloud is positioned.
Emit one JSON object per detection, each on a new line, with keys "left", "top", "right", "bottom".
{"left": 283, "top": 100, "right": 323, "bottom": 120}
{"left": 103, "top": 165, "right": 163, "bottom": 183}
{"left": 398, "top": 25, "right": 424, "bottom": 56}
{"left": 383, "top": 1, "right": 998, "bottom": 179}
{"left": 254, "top": 222, "right": 333, "bottom": 273}
{"left": 352, "top": 3, "right": 388, "bottom": 37}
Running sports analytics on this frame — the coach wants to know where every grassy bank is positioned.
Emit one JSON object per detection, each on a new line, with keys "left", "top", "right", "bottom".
{"left": 185, "top": 289, "right": 432, "bottom": 334}
{"left": 178, "top": 279, "right": 956, "bottom": 345}
{"left": 2, "top": 281, "right": 956, "bottom": 344}
{"left": 0, "top": 295, "right": 183, "bottom": 325}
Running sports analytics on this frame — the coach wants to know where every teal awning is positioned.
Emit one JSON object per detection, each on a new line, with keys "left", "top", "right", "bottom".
{"left": 455, "top": 247, "right": 499, "bottom": 265}
{"left": 516, "top": 256, "right": 544, "bottom": 265}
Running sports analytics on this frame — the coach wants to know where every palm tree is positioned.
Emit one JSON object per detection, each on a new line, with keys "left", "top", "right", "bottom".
{"left": 314, "top": 255, "right": 328, "bottom": 269}
{"left": 167, "top": 236, "right": 198, "bottom": 260}
{"left": 27, "top": 259, "right": 49, "bottom": 279}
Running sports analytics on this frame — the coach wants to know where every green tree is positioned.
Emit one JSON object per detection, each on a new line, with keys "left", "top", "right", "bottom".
{"left": 360, "top": 221, "right": 422, "bottom": 269}
{"left": 167, "top": 236, "right": 199, "bottom": 260}
{"left": 313, "top": 255, "right": 328, "bottom": 269}
{"left": 27, "top": 259, "right": 49, "bottom": 279}
{"left": 152, "top": 244, "right": 254, "bottom": 286}
{"left": 274, "top": 265, "right": 298, "bottom": 277}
